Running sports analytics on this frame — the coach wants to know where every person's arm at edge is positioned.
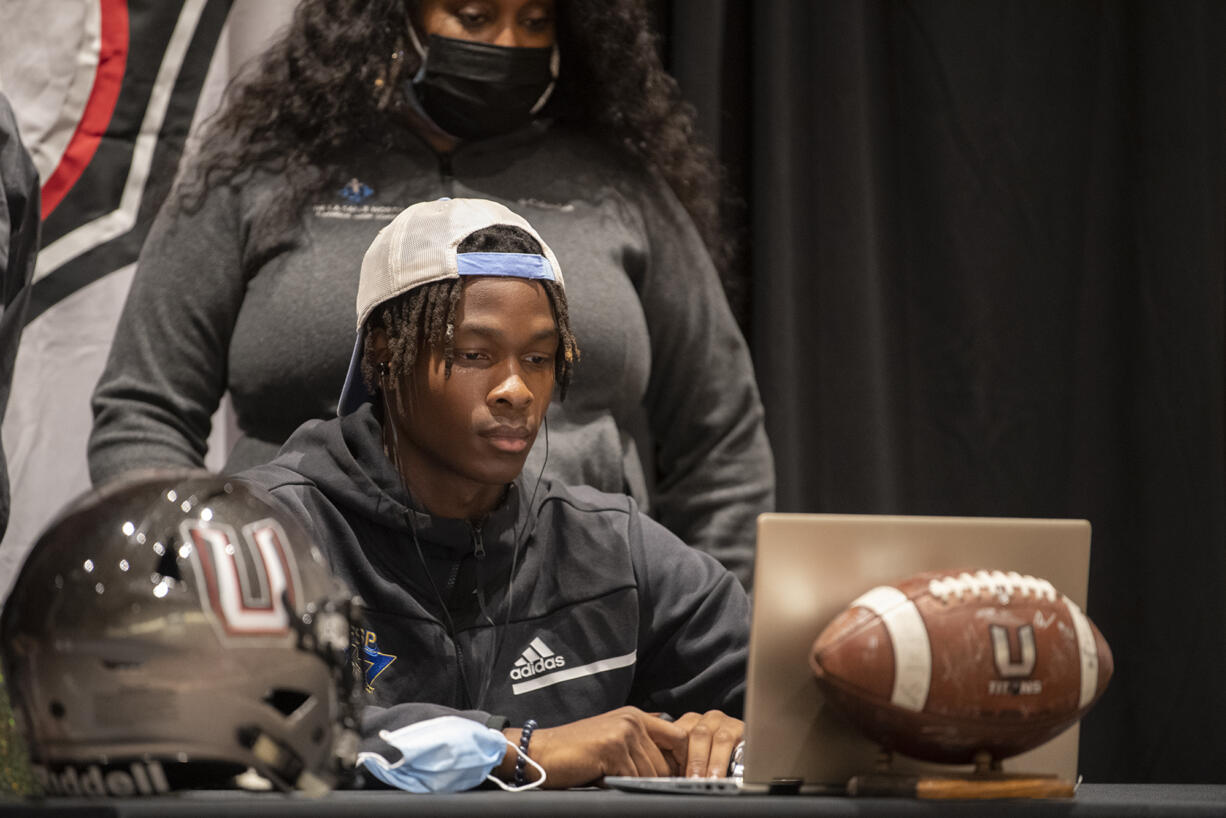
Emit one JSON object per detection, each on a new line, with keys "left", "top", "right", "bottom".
{"left": 0, "top": 92, "right": 40, "bottom": 540}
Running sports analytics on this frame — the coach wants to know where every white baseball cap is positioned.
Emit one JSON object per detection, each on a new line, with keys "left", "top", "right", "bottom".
{"left": 337, "top": 198, "right": 564, "bottom": 416}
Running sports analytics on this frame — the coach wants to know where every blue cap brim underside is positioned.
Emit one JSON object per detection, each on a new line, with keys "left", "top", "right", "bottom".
{"left": 455, "top": 252, "right": 554, "bottom": 279}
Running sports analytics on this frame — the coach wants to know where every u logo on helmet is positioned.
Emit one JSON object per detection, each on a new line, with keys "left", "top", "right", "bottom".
{"left": 181, "top": 519, "right": 300, "bottom": 637}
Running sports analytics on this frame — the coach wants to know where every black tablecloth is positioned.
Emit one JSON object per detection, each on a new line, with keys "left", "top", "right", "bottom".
{"left": 1, "top": 784, "right": 1223, "bottom": 817}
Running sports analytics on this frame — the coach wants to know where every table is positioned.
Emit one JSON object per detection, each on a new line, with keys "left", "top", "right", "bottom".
{"left": 0, "top": 784, "right": 1223, "bottom": 817}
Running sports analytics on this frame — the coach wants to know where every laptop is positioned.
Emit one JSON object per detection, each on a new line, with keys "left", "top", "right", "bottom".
{"left": 606, "top": 513, "right": 1092, "bottom": 795}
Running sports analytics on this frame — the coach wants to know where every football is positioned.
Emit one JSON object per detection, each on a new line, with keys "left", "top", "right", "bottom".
{"left": 809, "top": 569, "right": 1113, "bottom": 765}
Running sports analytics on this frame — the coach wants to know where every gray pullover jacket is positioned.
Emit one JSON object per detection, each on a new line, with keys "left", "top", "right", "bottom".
{"left": 91, "top": 122, "right": 773, "bottom": 585}
{"left": 239, "top": 404, "right": 749, "bottom": 759}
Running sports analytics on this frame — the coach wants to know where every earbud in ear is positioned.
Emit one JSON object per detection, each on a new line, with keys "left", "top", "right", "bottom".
{"left": 377, "top": 361, "right": 390, "bottom": 378}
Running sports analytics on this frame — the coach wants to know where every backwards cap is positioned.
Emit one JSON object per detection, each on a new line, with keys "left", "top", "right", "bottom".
{"left": 338, "top": 198, "right": 564, "bottom": 416}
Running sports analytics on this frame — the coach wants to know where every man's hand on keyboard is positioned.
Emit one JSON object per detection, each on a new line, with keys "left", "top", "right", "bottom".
{"left": 670, "top": 710, "right": 745, "bottom": 778}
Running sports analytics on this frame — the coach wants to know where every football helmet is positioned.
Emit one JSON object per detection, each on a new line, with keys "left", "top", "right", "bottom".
{"left": 0, "top": 470, "right": 361, "bottom": 795}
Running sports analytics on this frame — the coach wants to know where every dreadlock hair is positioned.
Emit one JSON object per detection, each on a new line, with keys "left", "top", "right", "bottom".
{"left": 360, "top": 224, "right": 579, "bottom": 416}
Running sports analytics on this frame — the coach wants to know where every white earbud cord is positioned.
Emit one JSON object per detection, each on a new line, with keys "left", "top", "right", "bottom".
{"left": 486, "top": 738, "right": 547, "bottom": 792}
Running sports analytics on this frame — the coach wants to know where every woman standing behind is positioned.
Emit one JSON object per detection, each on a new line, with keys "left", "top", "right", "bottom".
{"left": 89, "top": 0, "right": 773, "bottom": 585}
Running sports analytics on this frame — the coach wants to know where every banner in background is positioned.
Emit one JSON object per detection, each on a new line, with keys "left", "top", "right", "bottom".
{"left": 0, "top": 0, "right": 294, "bottom": 600}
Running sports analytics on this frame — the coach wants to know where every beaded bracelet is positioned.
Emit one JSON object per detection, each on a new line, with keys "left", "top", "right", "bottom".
{"left": 514, "top": 718, "right": 538, "bottom": 787}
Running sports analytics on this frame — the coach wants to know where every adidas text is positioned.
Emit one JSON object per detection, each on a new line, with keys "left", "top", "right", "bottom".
{"left": 510, "top": 655, "right": 566, "bottom": 680}
{"left": 34, "top": 760, "right": 171, "bottom": 797}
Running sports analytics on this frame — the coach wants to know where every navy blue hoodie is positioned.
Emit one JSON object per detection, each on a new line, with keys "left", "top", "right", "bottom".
{"left": 239, "top": 404, "right": 749, "bottom": 758}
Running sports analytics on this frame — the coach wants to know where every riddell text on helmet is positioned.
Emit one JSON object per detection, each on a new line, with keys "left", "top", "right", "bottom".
{"left": 34, "top": 760, "right": 170, "bottom": 797}
{"left": 509, "top": 655, "right": 566, "bottom": 680}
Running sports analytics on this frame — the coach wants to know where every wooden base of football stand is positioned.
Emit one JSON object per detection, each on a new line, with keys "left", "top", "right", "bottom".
{"left": 846, "top": 750, "right": 1076, "bottom": 799}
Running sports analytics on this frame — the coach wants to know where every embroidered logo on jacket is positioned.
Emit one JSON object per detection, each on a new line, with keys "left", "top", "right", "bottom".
{"left": 339, "top": 178, "right": 373, "bottom": 203}
{"left": 352, "top": 628, "right": 396, "bottom": 692}
{"left": 510, "top": 637, "right": 566, "bottom": 680}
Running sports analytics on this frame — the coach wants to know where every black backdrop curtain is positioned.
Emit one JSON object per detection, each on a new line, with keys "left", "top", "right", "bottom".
{"left": 662, "top": 0, "right": 1226, "bottom": 784}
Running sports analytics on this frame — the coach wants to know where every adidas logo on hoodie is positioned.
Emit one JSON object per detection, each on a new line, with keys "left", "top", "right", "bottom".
{"left": 510, "top": 637, "right": 567, "bottom": 680}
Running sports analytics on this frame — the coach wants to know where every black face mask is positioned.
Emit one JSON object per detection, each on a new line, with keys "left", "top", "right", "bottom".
{"left": 408, "top": 33, "right": 558, "bottom": 140}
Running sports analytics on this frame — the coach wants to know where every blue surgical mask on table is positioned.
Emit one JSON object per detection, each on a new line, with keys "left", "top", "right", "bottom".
{"left": 357, "top": 715, "right": 546, "bottom": 793}
{"left": 406, "top": 27, "right": 559, "bottom": 139}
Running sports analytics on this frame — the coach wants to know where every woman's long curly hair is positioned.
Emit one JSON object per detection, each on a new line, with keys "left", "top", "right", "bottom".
{"left": 177, "top": 0, "right": 734, "bottom": 279}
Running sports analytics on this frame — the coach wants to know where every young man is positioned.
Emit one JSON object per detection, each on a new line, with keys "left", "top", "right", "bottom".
{"left": 239, "top": 198, "right": 749, "bottom": 791}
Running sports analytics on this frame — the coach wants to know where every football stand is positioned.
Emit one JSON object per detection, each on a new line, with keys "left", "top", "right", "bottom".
{"left": 846, "top": 749, "right": 1076, "bottom": 799}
